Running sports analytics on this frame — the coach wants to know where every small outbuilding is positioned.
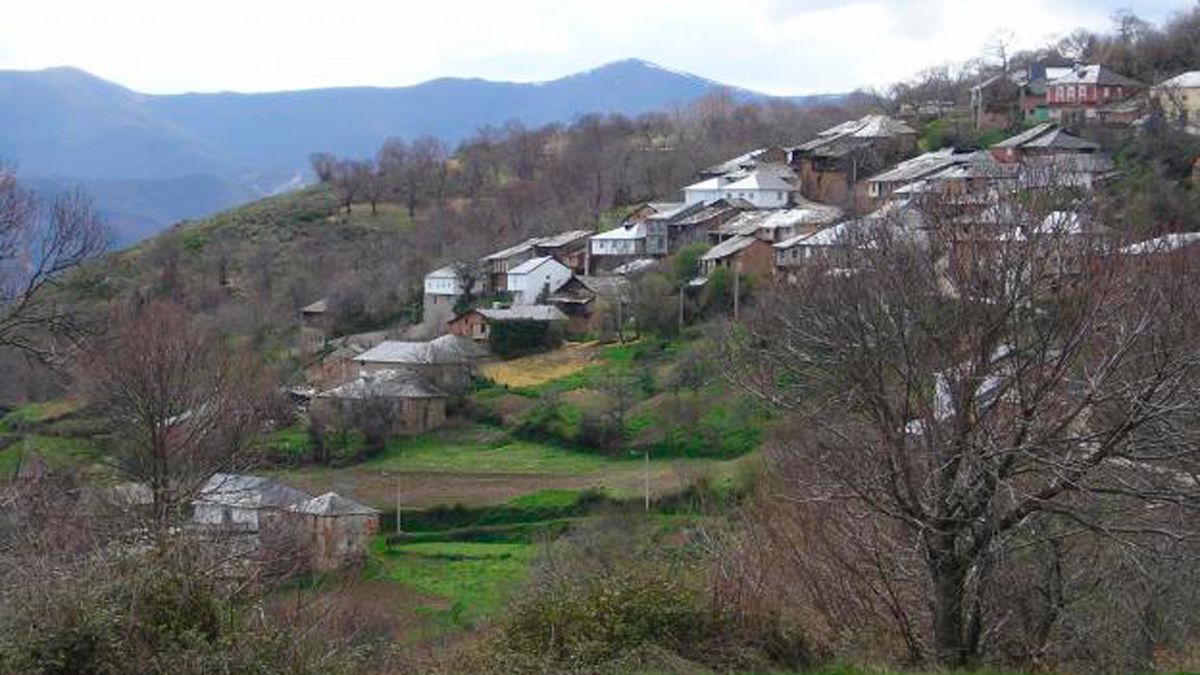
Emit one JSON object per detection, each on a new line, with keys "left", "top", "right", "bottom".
{"left": 286, "top": 492, "right": 380, "bottom": 572}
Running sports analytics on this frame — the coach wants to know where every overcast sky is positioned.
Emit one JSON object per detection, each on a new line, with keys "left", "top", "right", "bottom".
{"left": 0, "top": 0, "right": 1192, "bottom": 95}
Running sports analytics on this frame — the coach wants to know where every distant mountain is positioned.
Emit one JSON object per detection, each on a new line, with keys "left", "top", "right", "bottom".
{"left": 0, "top": 59, "right": 842, "bottom": 243}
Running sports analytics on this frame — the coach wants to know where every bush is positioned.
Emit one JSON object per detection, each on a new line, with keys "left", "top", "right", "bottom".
{"left": 490, "top": 320, "right": 564, "bottom": 358}
{"left": 463, "top": 523, "right": 815, "bottom": 674}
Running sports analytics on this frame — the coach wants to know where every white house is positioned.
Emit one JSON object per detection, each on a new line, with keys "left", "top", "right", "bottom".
{"left": 423, "top": 264, "right": 467, "bottom": 327}
{"left": 683, "top": 177, "right": 729, "bottom": 205}
{"left": 423, "top": 265, "right": 464, "bottom": 298}
{"left": 506, "top": 256, "right": 573, "bottom": 305}
{"left": 683, "top": 166, "right": 796, "bottom": 209}
{"left": 589, "top": 222, "right": 647, "bottom": 257}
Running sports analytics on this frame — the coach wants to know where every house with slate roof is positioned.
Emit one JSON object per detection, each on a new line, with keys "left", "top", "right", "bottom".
{"left": 353, "top": 334, "right": 488, "bottom": 393}
{"left": 287, "top": 493, "right": 380, "bottom": 572}
{"left": 787, "top": 115, "right": 917, "bottom": 211}
{"left": 312, "top": 368, "right": 449, "bottom": 435}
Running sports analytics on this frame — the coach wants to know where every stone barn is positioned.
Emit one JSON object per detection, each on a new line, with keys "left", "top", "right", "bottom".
{"left": 312, "top": 368, "right": 448, "bottom": 436}
{"left": 286, "top": 493, "right": 380, "bottom": 572}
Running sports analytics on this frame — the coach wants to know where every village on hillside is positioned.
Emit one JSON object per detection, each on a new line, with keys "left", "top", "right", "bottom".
{"left": 287, "top": 60, "right": 1200, "bottom": 469}
{"left": 4, "top": 16, "right": 1200, "bottom": 668}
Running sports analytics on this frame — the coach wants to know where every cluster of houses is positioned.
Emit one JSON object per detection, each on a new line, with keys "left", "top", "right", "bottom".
{"left": 971, "top": 60, "right": 1200, "bottom": 134}
{"left": 190, "top": 472, "right": 380, "bottom": 573}
{"left": 294, "top": 62, "right": 1200, "bottom": 450}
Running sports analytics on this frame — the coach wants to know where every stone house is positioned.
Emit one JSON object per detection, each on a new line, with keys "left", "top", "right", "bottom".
{"left": 193, "top": 473, "right": 313, "bottom": 531}
{"left": 787, "top": 115, "right": 917, "bottom": 212}
{"left": 353, "top": 334, "right": 488, "bottom": 394}
{"left": 699, "top": 235, "right": 775, "bottom": 282}
{"left": 286, "top": 493, "right": 380, "bottom": 572}
{"left": 311, "top": 368, "right": 448, "bottom": 436}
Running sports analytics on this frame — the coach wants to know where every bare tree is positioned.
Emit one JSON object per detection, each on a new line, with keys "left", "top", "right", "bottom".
{"left": 309, "top": 152, "right": 338, "bottom": 183}
{"left": 76, "top": 301, "right": 273, "bottom": 542}
{"left": 0, "top": 168, "right": 106, "bottom": 359}
{"left": 728, "top": 188, "right": 1200, "bottom": 668}
{"left": 330, "top": 160, "right": 369, "bottom": 214}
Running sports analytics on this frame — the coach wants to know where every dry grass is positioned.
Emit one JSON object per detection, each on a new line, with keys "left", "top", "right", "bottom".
{"left": 479, "top": 341, "right": 601, "bottom": 388}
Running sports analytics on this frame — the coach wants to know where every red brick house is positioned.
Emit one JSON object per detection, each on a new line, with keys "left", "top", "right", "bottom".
{"left": 1046, "top": 65, "right": 1144, "bottom": 127}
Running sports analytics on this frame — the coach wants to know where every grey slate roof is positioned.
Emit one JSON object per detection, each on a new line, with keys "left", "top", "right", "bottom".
{"left": 992, "top": 123, "right": 1100, "bottom": 151}
{"left": 534, "top": 229, "right": 593, "bottom": 249}
{"left": 319, "top": 368, "right": 448, "bottom": 400}
{"left": 301, "top": 299, "right": 328, "bottom": 314}
{"left": 866, "top": 148, "right": 972, "bottom": 185}
{"left": 702, "top": 235, "right": 760, "bottom": 261}
{"left": 355, "top": 334, "right": 488, "bottom": 366}
{"left": 289, "top": 492, "right": 380, "bottom": 516}
{"left": 1048, "top": 64, "right": 1142, "bottom": 88}
{"left": 197, "top": 473, "right": 312, "bottom": 510}
{"left": 474, "top": 305, "right": 568, "bottom": 322}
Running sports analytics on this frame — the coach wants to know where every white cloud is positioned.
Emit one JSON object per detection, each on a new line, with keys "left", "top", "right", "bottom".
{"left": 0, "top": 0, "right": 1189, "bottom": 94}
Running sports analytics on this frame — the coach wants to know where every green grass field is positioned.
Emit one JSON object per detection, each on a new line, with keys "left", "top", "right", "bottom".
{"left": 374, "top": 538, "right": 538, "bottom": 626}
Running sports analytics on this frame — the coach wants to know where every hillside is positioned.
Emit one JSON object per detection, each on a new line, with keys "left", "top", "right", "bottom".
{"left": 0, "top": 59, "right": 842, "bottom": 243}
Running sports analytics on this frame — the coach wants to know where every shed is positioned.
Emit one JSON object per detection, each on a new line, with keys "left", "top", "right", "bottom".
{"left": 286, "top": 492, "right": 380, "bottom": 572}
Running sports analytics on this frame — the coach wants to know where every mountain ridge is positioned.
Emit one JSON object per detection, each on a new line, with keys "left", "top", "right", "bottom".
{"left": 0, "top": 58, "right": 843, "bottom": 243}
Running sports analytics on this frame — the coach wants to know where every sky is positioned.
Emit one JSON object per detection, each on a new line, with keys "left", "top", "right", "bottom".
{"left": 0, "top": 0, "right": 1192, "bottom": 96}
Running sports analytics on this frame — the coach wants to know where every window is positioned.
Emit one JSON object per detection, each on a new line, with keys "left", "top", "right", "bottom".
{"left": 1103, "top": 86, "right": 1110, "bottom": 98}
{"left": 1055, "top": 86, "right": 1064, "bottom": 101}
{"left": 1066, "top": 87, "right": 1075, "bottom": 101}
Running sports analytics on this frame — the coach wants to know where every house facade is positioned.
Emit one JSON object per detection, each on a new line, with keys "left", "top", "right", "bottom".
{"left": 312, "top": 368, "right": 448, "bottom": 436}
{"left": 682, "top": 166, "right": 797, "bottom": 209}
{"left": 788, "top": 115, "right": 918, "bottom": 211}
{"left": 423, "top": 265, "right": 465, "bottom": 326}
{"left": 506, "top": 256, "right": 573, "bottom": 305}
{"left": 287, "top": 493, "right": 380, "bottom": 572}
{"left": 353, "top": 334, "right": 488, "bottom": 394}
{"left": 1046, "top": 64, "right": 1143, "bottom": 126}
{"left": 699, "top": 235, "right": 775, "bottom": 281}
{"left": 1152, "top": 71, "right": 1200, "bottom": 133}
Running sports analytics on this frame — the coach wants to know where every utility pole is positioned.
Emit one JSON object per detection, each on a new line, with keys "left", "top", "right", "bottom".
{"left": 678, "top": 283, "right": 685, "bottom": 330}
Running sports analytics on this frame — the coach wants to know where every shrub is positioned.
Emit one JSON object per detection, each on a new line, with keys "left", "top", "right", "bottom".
{"left": 490, "top": 320, "right": 564, "bottom": 358}
{"left": 464, "top": 523, "right": 815, "bottom": 674}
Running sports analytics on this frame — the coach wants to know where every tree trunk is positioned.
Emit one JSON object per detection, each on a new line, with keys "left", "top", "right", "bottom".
{"left": 929, "top": 547, "right": 971, "bottom": 668}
